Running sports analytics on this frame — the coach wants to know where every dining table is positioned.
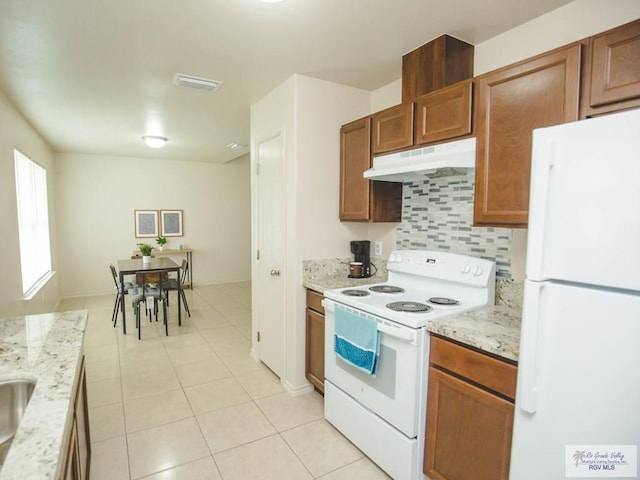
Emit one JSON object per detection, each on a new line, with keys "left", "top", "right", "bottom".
{"left": 117, "top": 257, "right": 182, "bottom": 334}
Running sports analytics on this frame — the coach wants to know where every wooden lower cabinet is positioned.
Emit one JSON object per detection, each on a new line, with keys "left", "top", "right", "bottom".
{"left": 424, "top": 336, "right": 516, "bottom": 480}
{"left": 305, "top": 289, "right": 325, "bottom": 393}
{"left": 61, "top": 356, "right": 91, "bottom": 480}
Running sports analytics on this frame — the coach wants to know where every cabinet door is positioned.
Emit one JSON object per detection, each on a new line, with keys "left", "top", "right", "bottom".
{"left": 424, "top": 367, "right": 514, "bottom": 480}
{"left": 62, "top": 418, "right": 80, "bottom": 480}
{"left": 588, "top": 19, "right": 640, "bottom": 110}
{"left": 473, "top": 44, "right": 580, "bottom": 227}
{"left": 415, "top": 80, "right": 472, "bottom": 145}
{"left": 75, "top": 363, "right": 91, "bottom": 480}
{"left": 339, "top": 117, "right": 402, "bottom": 222}
{"left": 371, "top": 103, "right": 414, "bottom": 154}
{"left": 305, "top": 308, "right": 325, "bottom": 393}
{"left": 340, "top": 117, "right": 372, "bottom": 221}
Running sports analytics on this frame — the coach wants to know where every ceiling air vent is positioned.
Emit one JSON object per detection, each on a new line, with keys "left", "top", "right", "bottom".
{"left": 173, "top": 73, "right": 223, "bottom": 92}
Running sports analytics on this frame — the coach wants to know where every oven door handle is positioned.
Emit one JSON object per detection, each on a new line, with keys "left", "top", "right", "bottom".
{"left": 377, "top": 323, "right": 418, "bottom": 344}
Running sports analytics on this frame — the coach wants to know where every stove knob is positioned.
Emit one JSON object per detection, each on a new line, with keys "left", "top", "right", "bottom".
{"left": 462, "top": 264, "right": 471, "bottom": 274}
{"left": 473, "top": 266, "right": 483, "bottom": 276}
{"left": 396, "top": 255, "right": 403, "bottom": 263}
{"left": 389, "top": 254, "right": 396, "bottom": 263}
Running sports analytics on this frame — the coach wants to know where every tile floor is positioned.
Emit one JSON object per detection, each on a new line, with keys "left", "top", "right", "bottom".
{"left": 57, "top": 282, "right": 390, "bottom": 480}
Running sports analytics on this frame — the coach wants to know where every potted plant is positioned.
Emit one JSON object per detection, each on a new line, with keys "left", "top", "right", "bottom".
{"left": 155, "top": 236, "right": 168, "bottom": 251}
{"left": 139, "top": 244, "right": 153, "bottom": 263}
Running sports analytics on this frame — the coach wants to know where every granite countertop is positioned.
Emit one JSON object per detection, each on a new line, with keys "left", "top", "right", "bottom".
{"left": 0, "top": 310, "right": 88, "bottom": 480}
{"left": 426, "top": 305, "right": 521, "bottom": 362}
{"left": 302, "top": 258, "right": 522, "bottom": 362}
{"left": 302, "top": 257, "right": 388, "bottom": 294}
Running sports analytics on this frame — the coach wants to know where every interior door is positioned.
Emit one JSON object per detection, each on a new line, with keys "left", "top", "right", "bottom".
{"left": 255, "top": 133, "right": 285, "bottom": 377}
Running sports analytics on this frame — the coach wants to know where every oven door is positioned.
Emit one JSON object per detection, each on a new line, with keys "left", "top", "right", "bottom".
{"left": 323, "top": 299, "right": 428, "bottom": 438}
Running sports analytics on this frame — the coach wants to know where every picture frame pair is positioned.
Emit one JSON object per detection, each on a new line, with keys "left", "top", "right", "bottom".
{"left": 134, "top": 210, "right": 183, "bottom": 238}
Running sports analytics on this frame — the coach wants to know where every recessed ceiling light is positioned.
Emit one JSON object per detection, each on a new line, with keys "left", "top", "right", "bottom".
{"left": 173, "top": 73, "right": 223, "bottom": 92}
{"left": 227, "top": 142, "right": 247, "bottom": 149}
{"left": 142, "top": 136, "right": 168, "bottom": 148}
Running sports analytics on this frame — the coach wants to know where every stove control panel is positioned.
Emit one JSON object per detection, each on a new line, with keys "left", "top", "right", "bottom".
{"left": 387, "top": 250, "right": 495, "bottom": 287}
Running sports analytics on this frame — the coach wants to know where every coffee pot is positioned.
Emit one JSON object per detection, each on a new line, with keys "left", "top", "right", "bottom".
{"left": 349, "top": 240, "right": 372, "bottom": 278}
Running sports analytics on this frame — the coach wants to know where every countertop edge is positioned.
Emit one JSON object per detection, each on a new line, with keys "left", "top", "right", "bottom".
{"left": 0, "top": 310, "right": 88, "bottom": 480}
{"left": 425, "top": 305, "right": 521, "bottom": 362}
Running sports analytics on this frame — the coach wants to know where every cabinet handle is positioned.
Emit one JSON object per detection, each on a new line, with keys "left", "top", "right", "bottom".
{"left": 270, "top": 269, "right": 281, "bottom": 276}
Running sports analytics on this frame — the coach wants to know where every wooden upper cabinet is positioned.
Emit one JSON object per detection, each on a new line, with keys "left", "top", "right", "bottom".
{"left": 415, "top": 79, "right": 473, "bottom": 145}
{"left": 582, "top": 19, "right": 640, "bottom": 117}
{"left": 340, "top": 117, "right": 371, "bottom": 221}
{"left": 473, "top": 44, "right": 581, "bottom": 227}
{"left": 371, "top": 103, "right": 414, "bottom": 154}
{"left": 403, "top": 35, "right": 474, "bottom": 103}
{"left": 340, "top": 117, "right": 402, "bottom": 222}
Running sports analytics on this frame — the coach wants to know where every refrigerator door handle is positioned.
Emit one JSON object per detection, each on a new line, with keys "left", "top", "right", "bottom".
{"left": 526, "top": 136, "right": 556, "bottom": 280}
{"left": 518, "top": 281, "right": 547, "bottom": 414}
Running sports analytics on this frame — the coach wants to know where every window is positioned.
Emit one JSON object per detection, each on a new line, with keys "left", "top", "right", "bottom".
{"left": 14, "top": 149, "right": 52, "bottom": 296}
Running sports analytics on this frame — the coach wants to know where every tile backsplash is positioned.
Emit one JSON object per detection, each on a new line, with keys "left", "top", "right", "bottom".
{"left": 396, "top": 170, "right": 513, "bottom": 279}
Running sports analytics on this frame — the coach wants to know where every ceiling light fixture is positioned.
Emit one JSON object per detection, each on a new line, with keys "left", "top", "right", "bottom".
{"left": 173, "top": 73, "right": 223, "bottom": 92}
{"left": 227, "top": 142, "right": 247, "bottom": 149}
{"left": 142, "top": 136, "right": 168, "bottom": 148}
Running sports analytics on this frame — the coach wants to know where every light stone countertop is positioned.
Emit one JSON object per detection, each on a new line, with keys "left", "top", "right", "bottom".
{"left": 426, "top": 305, "right": 522, "bottom": 362}
{"left": 302, "top": 257, "right": 388, "bottom": 294}
{"left": 302, "top": 258, "right": 522, "bottom": 362}
{"left": 0, "top": 310, "right": 88, "bottom": 480}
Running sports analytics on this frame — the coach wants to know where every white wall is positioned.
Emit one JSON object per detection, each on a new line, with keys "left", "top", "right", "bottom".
{"left": 54, "top": 152, "right": 251, "bottom": 296}
{"left": 296, "top": 75, "right": 373, "bottom": 261}
{"left": 294, "top": 75, "right": 373, "bottom": 389}
{"left": 251, "top": 74, "right": 373, "bottom": 392}
{"left": 0, "top": 89, "right": 61, "bottom": 317}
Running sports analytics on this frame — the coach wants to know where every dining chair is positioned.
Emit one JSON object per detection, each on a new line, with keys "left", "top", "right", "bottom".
{"left": 109, "top": 264, "right": 136, "bottom": 329}
{"left": 129, "top": 271, "right": 169, "bottom": 339}
{"left": 161, "top": 259, "right": 191, "bottom": 317}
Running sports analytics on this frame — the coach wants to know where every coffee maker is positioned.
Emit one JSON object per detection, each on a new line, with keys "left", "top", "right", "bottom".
{"left": 349, "top": 240, "right": 372, "bottom": 278}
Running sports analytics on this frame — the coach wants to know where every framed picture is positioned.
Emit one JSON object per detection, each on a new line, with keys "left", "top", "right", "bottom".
{"left": 160, "top": 209, "right": 183, "bottom": 237}
{"left": 134, "top": 210, "right": 159, "bottom": 238}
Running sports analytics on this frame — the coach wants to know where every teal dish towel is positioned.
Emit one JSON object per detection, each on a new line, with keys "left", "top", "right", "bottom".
{"left": 334, "top": 305, "right": 380, "bottom": 376}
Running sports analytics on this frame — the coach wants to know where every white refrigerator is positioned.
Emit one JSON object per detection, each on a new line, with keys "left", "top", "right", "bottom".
{"left": 510, "top": 108, "right": 640, "bottom": 479}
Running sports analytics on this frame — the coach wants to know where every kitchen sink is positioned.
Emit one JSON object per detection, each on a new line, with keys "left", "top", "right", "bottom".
{"left": 0, "top": 379, "right": 36, "bottom": 466}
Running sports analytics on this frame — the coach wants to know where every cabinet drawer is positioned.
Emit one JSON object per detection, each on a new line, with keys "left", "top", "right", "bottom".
{"left": 306, "top": 289, "right": 324, "bottom": 315}
{"left": 430, "top": 336, "right": 517, "bottom": 400}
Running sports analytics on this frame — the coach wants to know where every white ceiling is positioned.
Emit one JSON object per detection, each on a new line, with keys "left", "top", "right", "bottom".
{"left": 0, "top": 0, "right": 573, "bottom": 163}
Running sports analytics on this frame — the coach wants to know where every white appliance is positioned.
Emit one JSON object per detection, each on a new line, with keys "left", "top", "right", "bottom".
{"left": 363, "top": 137, "right": 476, "bottom": 182}
{"left": 511, "top": 108, "right": 640, "bottom": 479}
{"left": 323, "top": 250, "right": 496, "bottom": 480}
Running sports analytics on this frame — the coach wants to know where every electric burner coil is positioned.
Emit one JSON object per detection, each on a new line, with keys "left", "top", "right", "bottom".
{"left": 386, "top": 301, "right": 433, "bottom": 313}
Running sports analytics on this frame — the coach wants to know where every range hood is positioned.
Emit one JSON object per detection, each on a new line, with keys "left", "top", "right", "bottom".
{"left": 364, "top": 137, "right": 476, "bottom": 182}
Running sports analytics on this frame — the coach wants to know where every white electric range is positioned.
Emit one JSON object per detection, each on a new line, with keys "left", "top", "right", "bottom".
{"left": 322, "top": 250, "right": 496, "bottom": 480}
